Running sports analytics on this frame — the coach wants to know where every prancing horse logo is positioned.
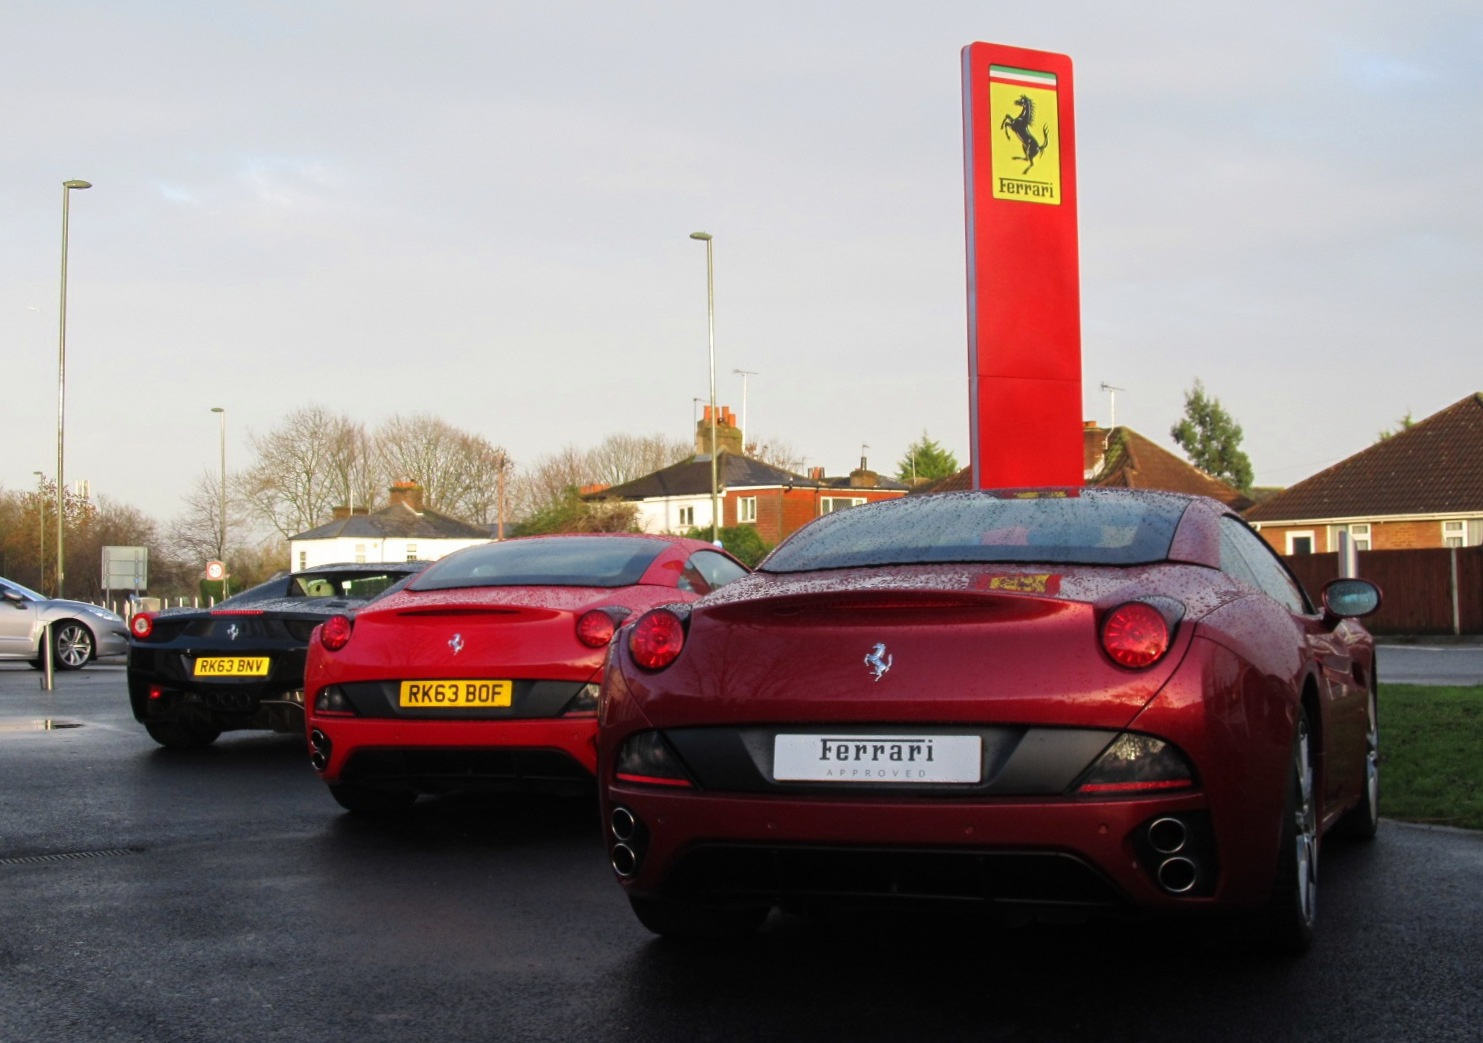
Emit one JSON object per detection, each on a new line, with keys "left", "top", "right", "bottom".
{"left": 225, "top": 623, "right": 240, "bottom": 642}
{"left": 448, "top": 633, "right": 464, "bottom": 655}
{"left": 864, "top": 643, "right": 893, "bottom": 682}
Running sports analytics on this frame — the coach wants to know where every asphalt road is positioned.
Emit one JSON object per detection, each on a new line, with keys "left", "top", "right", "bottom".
{"left": 1377, "top": 642, "right": 1483, "bottom": 686}
{"left": 1, "top": 661, "right": 1480, "bottom": 1043}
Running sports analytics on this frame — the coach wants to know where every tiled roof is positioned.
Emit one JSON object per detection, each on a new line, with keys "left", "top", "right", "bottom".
{"left": 290, "top": 502, "right": 489, "bottom": 541}
{"left": 1245, "top": 392, "right": 1483, "bottom": 522}
{"left": 1093, "top": 427, "right": 1253, "bottom": 510}
{"left": 597, "top": 451, "right": 908, "bottom": 499}
{"left": 916, "top": 426, "right": 1251, "bottom": 508}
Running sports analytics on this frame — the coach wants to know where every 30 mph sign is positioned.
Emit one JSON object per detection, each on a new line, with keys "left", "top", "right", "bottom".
{"left": 205, "top": 561, "right": 225, "bottom": 581}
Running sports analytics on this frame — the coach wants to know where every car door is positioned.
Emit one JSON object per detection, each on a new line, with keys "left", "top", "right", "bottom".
{"left": 0, "top": 582, "right": 42, "bottom": 657}
{"left": 1222, "top": 518, "right": 1368, "bottom": 814}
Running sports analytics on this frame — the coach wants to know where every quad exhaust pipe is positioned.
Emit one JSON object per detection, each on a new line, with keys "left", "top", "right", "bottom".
{"left": 609, "top": 806, "right": 642, "bottom": 877}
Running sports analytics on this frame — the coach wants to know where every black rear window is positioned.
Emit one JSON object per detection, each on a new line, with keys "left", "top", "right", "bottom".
{"left": 760, "top": 490, "right": 1187, "bottom": 573}
{"left": 410, "top": 537, "right": 666, "bottom": 591}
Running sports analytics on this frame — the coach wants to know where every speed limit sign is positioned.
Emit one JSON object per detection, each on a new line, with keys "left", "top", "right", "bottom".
{"left": 205, "top": 561, "right": 225, "bottom": 581}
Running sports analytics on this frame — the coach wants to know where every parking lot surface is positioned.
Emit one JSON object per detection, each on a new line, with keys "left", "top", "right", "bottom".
{"left": 1, "top": 662, "right": 1480, "bottom": 1042}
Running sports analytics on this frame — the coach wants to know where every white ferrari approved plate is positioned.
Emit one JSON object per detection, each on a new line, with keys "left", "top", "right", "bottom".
{"left": 773, "top": 733, "right": 982, "bottom": 783}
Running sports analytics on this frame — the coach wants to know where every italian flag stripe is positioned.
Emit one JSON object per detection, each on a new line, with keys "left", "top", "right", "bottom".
{"left": 989, "top": 65, "right": 1056, "bottom": 88}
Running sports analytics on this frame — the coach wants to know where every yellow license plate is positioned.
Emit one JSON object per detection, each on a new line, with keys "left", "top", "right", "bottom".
{"left": 193, "top": 657, "right": 270, "bottom": 677}
{"left": 400, "top": 679, "right": 513, "bottom": 708}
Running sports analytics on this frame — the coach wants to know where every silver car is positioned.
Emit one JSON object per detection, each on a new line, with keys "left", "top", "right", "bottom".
{"left": 0, "top": 577, "right": 129, "bottom": 669}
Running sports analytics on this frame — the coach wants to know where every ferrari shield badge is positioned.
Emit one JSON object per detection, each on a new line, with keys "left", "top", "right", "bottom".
{"left": 864, "top": 643, "right": 893, "bottom": 682}
{"left": 989, "top": 64, "right": 1061, "bottom": 204}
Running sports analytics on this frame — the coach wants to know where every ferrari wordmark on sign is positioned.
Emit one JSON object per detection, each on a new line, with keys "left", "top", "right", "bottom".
{"left": 990, "top": 64, "right": 1061, "bottom": 204}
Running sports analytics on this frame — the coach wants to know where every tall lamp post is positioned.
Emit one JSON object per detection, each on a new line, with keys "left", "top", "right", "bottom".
{"left": 56, "top": 178, "right": 92, "bottom": 598}
{"left": 211, "top": 407, "right": 227, "bottom": 591}
{"left": 689, "top": 231, "right": 719, "bottom": 544}
{"left": 32, "top": 471, "right": 45, "bottom": 593}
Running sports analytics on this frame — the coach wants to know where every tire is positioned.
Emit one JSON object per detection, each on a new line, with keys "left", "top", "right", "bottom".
{"left": 628, "top": 896, "right": 769, "bottom": 939}
{"left": 144, "top": 718, "right": 222, "bottom": 749}
{"left": 48, "top": 621, "right": 95, "bottom": 670}
{"left": 1258, "top": 707, "right": 1319, "bottom": 954}
{"left": 1334, "top": 686, "right": 1380, "bottom": 840}
{"left": 328, "top": 783, "right": 417, "bottom": 815}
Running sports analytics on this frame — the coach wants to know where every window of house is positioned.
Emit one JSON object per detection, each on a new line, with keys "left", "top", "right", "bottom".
{"left": 820, "top": 496, "right": 867, "bottom": 515}
{"left": 738, "top": 497, "right": 758, "bottom": 524}
{"left": 1285, "top": 531, "right": 1315, "bottom": 555}
{"left": 298, "top": 551, "right": 307, "bottom": 571}
{"left": 1442, "top": 520, "right": 1465, "bottom": 548}
{"left": 1349, "top": 524, "right": 1371, "bottom": 552}
{"left": 406, "top": 542, "right": 419, "bottom": 562}
{"left": 355, "top": 543, "right": 367, "bottom": 564}
{"left": 678, "top": 506, "right": 695, "bottom": 527}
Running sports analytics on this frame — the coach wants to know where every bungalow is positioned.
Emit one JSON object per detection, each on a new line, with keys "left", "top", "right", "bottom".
{"left": 593, "top": 406, "right": 909, "bottom": 546}
{"left": 288, "top": 481, "right": 488, "bottom": 571}
{"left": 1245, "top": 392, "right": 1483, "bottom": 554}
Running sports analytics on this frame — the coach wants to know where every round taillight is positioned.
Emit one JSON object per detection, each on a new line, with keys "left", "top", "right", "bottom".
{"left": 130, "top": 613, "right": 154, "bottom": 639}
{"left": 628, "top": 610, "right": 686, "bottom": 671}
{"left": 320, "top": 614, "right": 353, "bottom": 652}
{"left": 1101, "top": 602, "right": 1170, "bottom": 668}
{"left": 576, "top": 609, "right": 617, "bottom": 649}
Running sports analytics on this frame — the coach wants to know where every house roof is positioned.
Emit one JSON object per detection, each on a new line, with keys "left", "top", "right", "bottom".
{"left": 1092, "top": 427, "right": 1254, "bottom": 510}
{"left": 597, "top": 451, "right": 909, "bottom": 499}
{"left": 917, "top": 426, "right": 1251, "bottom": 509}
{"left": 290, "top": 501, "right": 489, "bottom": 542}
{"left": 1245, "top": 392, "right": 1483, "bottom": 523}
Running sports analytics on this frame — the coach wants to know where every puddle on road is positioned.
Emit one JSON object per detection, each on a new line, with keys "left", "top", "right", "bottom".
{"left": 0, "top": 719, "right": 84, "bottom": 733}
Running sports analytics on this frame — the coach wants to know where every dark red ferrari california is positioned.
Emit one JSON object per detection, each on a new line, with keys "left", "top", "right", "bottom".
{"left": 598, "top": 490, "right": 1381, "bottom": 951}
{"left": 304, "top": 533, "right": 748, "bottom": 813}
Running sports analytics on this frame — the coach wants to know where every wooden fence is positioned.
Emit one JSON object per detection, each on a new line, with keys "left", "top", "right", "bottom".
{"left": 1282, "top": 546, "right": 1483, "bottom": 635}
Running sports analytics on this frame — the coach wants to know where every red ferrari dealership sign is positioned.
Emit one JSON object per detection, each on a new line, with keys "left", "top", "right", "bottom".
{"left": 961, "top": 42, "right": 1082, "bottom": 488}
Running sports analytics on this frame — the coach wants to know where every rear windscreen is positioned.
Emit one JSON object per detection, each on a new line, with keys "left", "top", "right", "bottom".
{"left": 761, "top": 491, "right": 1185, "bottom": 572}
{"left": 411, "top": 538, "right": 665, "bottom": 591}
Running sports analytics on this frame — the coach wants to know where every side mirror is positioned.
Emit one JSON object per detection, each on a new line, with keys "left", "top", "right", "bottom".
{"left": 1321, "top": 578, "right": 1381, "bottom": 620}
{"left": 3, "top": 590, "right": 26, "bottom": 607}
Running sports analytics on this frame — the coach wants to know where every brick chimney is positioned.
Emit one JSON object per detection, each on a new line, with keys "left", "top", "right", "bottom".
{"left": 695, "top": 404, "right": 744, "bottom": 456}
{"left": 332, "top": 506, "right": 351, "bottom": 521}
{"left": 848, "top": 454, "right": 879, "bottom": 489}
{"left": 388, "top": 481, "right": 425, "bottom": 513}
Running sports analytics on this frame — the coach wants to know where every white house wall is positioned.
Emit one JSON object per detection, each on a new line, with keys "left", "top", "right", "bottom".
{"left": 288, "top": 536, "right": 488, "bottom": 571}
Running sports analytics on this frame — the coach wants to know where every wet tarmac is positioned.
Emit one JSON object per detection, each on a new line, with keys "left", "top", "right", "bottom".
{"left": 1, "top": 663, "right": 1480, "bottom": 1042}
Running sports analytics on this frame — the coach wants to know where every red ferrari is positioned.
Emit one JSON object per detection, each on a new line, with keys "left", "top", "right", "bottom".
{"left": 304, "top": 533, "right": 748, "bottom": 813}
{"left": 598, "top": 490, "right": 1381, "bottom": 951}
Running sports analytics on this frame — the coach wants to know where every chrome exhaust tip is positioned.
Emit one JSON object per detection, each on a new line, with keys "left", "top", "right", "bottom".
{"left": 308, "top": 729, "right": 330, "bottom": 773}
{"left": 1157, "top": 856, "right": 1199, "bottom": 894}
{"left": 611, "top": 843, "right": 638, "bottom": 878}
{"left": 610, "top": 806, "right": 638, "bottom": 842}
{"left": 1147, "top": 816, "right": 1188, "bottom": 855}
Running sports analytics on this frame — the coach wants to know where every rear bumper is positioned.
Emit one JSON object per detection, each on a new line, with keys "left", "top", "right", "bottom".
{"left": 308, "top": 716, "right": 599, "bottom": 794}
{"left": 601, "top": 784, "right": 1251, "bottom": 915}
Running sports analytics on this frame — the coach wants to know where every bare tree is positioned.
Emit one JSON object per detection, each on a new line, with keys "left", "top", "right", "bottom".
{"left": 586, "top": 433, "right": 691, "bottom": 487}
{"left": 238, "top": 406, "right": 359, "bottom": 539}
{"left": 169, "top": 468, "right": 252, "bottom": 566}
{"left": 508, "top": 445, "right": 592, "bottom": 522}
{"left": 745, "top": 436, "right": 807, "bottom": 474}
{"left": 374, "top": 414, "right": 509, "bottom": 522}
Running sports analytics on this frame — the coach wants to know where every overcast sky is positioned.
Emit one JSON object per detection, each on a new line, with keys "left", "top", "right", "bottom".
{"left": 4, "top": 1, "right": 1480, "bottom": 521}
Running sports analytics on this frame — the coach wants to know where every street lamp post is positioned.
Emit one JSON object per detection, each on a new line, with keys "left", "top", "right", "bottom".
{"left": 211, "top": 407, "right": 227, "bottom": 591}
{"left": 689, "top": 232, "right": 719, "bottom": 544}
{"left": 56, "top": 178, "right": 91, "bottom": 598}
{"left": 32, "top": 471, "right": 45, "bottom": 592}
